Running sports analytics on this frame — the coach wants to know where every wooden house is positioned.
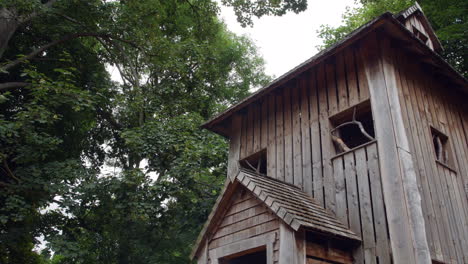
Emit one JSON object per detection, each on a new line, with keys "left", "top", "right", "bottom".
{"left": 191, "top": 3, "right": 468, "bottom": 264}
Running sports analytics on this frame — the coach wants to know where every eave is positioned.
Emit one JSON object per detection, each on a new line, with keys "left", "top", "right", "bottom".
{"left": 202, "top": 12, "right": 467, "bottom": 138}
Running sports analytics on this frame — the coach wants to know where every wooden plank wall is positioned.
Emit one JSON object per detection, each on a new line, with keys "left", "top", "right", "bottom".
{"left": 392, "top": 45, "right": 468, "bottom": 263}
{"left": 332, "top": 142, "right": 391, "bottom": 264}
{"left": 207, "top": 189, "right": 280, "bottom": 264}
{"left": 236, "top": 46, "right": 393, "bottom": 263}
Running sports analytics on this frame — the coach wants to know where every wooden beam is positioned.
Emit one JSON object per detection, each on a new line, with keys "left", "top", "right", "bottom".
{"left": 227, "top": 114, "right": 242, "bottom": 181}
{"left": 358, "top": 31, "right": 428, "bottom": 263}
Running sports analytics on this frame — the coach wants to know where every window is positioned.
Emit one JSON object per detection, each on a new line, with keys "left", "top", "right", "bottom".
{"left": 220, "top": 249, "right": 267, "bottom": 264}
{"left": 431, "top": 127, "right": 454, "bottom": 168}
{"left": 210, "top": 233, "right": 275, "bottom": 264}
{"left": 306, "top": 232, "right": 354, "bottom": 264}
{"left": 240, "top": 149, "right": 267, "bottom": 175}
{"left": 330, "top": 101, "right": 375, "bottom": 154}
{"left": 412, "top": 26, "right": 429, "bottom": 45}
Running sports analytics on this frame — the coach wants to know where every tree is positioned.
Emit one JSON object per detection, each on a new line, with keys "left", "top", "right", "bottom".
{"left": 317, "top": 0, "right": 467, "bottom": 77}
{"left": 0, "top": 0, "right": 306, "bottom": 263}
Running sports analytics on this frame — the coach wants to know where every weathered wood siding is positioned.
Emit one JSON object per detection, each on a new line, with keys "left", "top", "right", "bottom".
{"left": 235, "top": 46, "right": 392, "bottom": 263}
{"left": 392, "top": 44, "right": 468, "bottom": 263}
{"left": 207, "top": 189, "right": 280, "bottom": 263}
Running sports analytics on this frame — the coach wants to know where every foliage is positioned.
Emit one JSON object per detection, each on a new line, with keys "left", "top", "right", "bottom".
{"left": 0, "top": 0, "right": 294, "bottom": 263}
{"left": 222, "top": 0, "right": 308, "bottom": 26}
{"left": 317, "top": 0, "right": 467, "bottom": 77}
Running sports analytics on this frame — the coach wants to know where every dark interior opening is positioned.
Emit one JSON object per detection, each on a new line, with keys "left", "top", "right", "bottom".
{"left": 431, "top": 127, "right": 452, "bottom": 167}
{"left": 330, "top": 101, "right": 375, "bottom": 154}
{"left": 412, "top": 26, "right": 429, "bottom": 45}
{"left": 221, "top": 250, "right": 267, "bottom": 264}
{"left": 240, "top": 149, "right": 267, "bottom": 175}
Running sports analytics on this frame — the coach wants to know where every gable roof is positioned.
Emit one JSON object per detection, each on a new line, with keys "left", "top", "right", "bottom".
{"left": 394, "top": 2, "right": 443, "bottom": 52}
{"left": 202, "top": 6, "right": 467, "bottom": 138}
{"left": 190, "top": 169, "right": 361, "bottom": 259}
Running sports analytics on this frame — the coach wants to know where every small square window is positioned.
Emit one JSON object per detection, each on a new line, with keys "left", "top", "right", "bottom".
{"left": 412, "top": 26, "right": 429, "bottom": 45}
{"left": 240, "top": 149, "right": 267, "bottom": 175}
{"left": 431, "top": 127, "right": 454, "bottom": 168}
{"left": 330, "top": 101, "right": 375, "bottom": 154}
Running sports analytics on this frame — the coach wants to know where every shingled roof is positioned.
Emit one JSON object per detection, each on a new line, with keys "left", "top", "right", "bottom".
{"left": 237, "top": 170, "right": 360, "bottom": 240}
{"left": 190, "top": 169, "right": 360, "bottom": 259}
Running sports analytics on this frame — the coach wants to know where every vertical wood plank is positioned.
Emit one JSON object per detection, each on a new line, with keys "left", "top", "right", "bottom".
{"left": 276, "top": 91, "right": 285, "bottom": 182}
{"left": 344, "top": 152, "right": 363, "bottom": 263}
{"left": 359, "top": 33, "right": 416, "bottom": 263}
{"left": 344, "top": 48, "right": 359, "bottom": 106}
{"left": 366, "top": 143, "right": 391, "bottom": 264}
{"left": 353, "top": 46, "right": 370, "bottom": 101}
{"left": 240, "top": 112, "right": 248, "bottom": 159}
{"left": 247, "top": 105, "right": 254, "bottom": 156}
{"left": 381, "top": 36, "right": 431, "bottom": 264}
{"left": 283, "top": 86, "right": 294, "bottom": 184}
{"left": 300, "top": 75, "right": 313, "bottom": 195}
{"left": 332, "top": 156, "right": 348, "bottom": 227}
{"left": 336, "top": 52, "right": 349, "bottom": 111}
{"left": 227, "top": 114, "right": 242, "bottom": 181}
{"left": 325, "top": 59, "right": 338, "bottom": 116}
{"left": 292, "top": 80, "right": 303, "bottom": 187}
{"left": 253, "top": 103, "right": 261, "bottom": 153}
{"left": 261, "top": 98, "right": 268, "bottom": 150}
{"left": 279, "top": 223, "right": 295, "bottom": 264}
{"left": 309, "top": 69, "right": 323, "bottom": 206}
{"left": 317, "top": 62, "right": 335, "bottom": 215}
{"left": 267, "top": 94, "right": 277, "bottom": 178}
{"left": 356, "top": 147, "right": 376, "bottom": 264}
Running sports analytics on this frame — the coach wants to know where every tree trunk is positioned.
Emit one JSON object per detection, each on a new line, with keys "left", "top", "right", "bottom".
{"left": 0, "top": 8, "right": 21, "bottom": 60}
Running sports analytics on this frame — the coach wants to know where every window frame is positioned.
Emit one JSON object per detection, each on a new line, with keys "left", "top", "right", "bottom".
{"left": 209, "top": 232, "right": 275, "bottom": 264}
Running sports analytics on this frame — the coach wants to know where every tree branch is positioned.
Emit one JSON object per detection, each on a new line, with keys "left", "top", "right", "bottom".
{"left": 1, "top": 32, "right": 141, "bottom": 72}
{"left": 0, "top": 82, "right": 29, "bottom": 92}
{"left": 3, "top": 160, "right": 20, "bottom": 183}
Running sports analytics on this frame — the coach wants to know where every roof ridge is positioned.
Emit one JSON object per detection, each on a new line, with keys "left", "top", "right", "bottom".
{"left": 240, "top": 168, "right": 301, "bottom": 189}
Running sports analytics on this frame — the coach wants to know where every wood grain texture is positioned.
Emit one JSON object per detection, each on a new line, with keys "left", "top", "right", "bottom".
{"left": 227, "top": 114, "right": 242, "bottom": 181}
{"left": 359, "top": 32, "right": 417, "bottom": 264}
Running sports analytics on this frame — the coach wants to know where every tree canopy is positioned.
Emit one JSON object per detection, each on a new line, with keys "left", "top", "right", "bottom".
{"left": 0, "top": 0, "right": 308, "bottom": 263}
{"left": 317, "top": 0, "right": 467, "bottom": 77}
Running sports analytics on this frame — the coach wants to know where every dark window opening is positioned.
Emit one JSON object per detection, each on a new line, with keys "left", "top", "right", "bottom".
{"left": 412, "top": 26, "right": 429, "bottom": 45}
{"left": 220, "top": 249, "right": 267, "bottom": 264}
{"left": 431, "top": 127, "right": 453, "bottom": 168}
{"left": 330, "top": 102, "right": 375, "bottom": 154}
{"left": 305, "top": 232, "right": 354, "bottom": 264}
{"left": 240, "top": 149, "right": 267, "bottom": 175}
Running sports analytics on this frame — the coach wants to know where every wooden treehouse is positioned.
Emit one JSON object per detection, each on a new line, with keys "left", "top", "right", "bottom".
{"left": 191, "top": 4, "right": 468, "bottom": 264}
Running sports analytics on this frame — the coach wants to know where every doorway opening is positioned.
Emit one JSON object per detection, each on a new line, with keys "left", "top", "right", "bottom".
{"left": 220, "top": 248, "right": 267, "bottom": 264}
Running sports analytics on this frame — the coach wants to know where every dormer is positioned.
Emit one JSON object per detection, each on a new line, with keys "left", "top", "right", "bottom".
{"left": 395, "top": 2, "right": 443, "bottom": 53}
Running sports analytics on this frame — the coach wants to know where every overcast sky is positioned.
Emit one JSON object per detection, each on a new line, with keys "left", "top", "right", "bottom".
{"left": 108, "top": 0, "right": 357, "bottom": 83}
{"left": 218, "top": 0, "right": 357, "bottom": 78}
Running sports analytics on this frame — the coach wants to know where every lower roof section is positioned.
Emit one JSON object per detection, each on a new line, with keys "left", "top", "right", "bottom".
{"left": 191, "top": 169, "right": 361, "bottom": 260}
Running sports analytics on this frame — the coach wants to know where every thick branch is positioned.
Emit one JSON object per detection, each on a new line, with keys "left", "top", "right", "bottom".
{"left": 1, "top": 32, "right": 140, "bottom": 72}
{"left": 330, "top": 120, "right": 374, "bottom": 141}
{"left": 331, "top": 135, "right": 351, "bottom": 153}
{"left": 0, "top": 82, "right": 29, "bottom": 92}
{"left": 3, "top": 160, "right": 20, "bottom": 182}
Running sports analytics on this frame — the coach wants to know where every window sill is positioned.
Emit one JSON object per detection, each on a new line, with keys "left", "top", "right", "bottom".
{"left": 331, "top": 140, "right": 377, "bottom": 160}
{"left": 435, "top": 160, "right": 457, "bottom": 174}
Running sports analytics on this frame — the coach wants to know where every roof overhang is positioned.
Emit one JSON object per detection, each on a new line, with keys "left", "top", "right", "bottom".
{"left": 202, "top": 12, "right": 467, "bottom": 138}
